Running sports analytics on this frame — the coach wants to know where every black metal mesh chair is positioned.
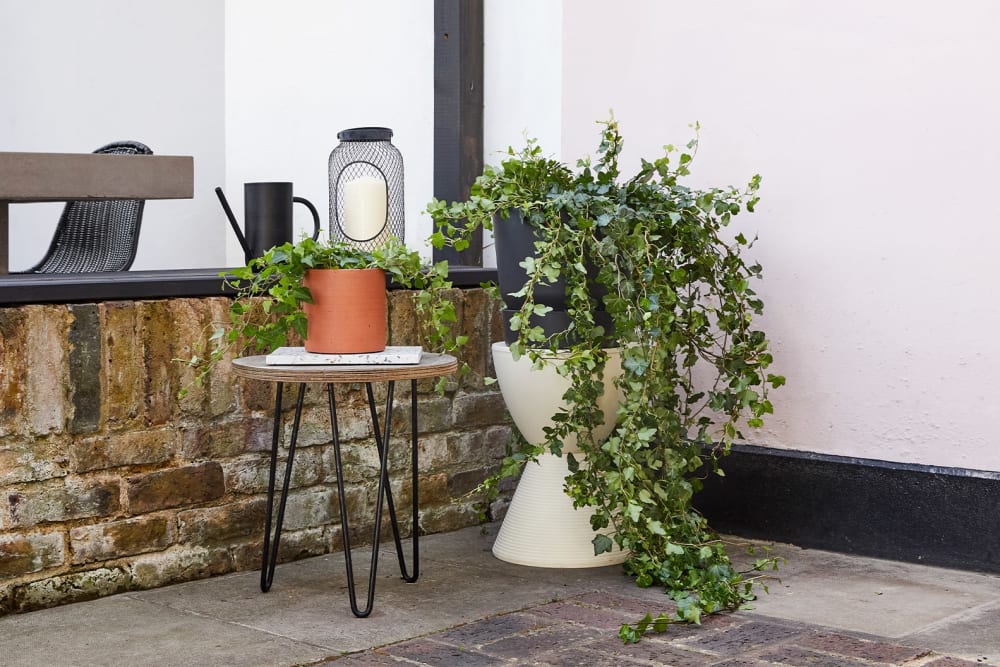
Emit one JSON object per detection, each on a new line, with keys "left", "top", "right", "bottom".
{"left": 20, "top": 140, "right": 152, "bottom": 273}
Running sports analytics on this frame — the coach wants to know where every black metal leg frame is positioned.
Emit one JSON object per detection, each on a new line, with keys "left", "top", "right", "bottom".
{"left": 259, "top": 379, "right": 419, "bottom": 617}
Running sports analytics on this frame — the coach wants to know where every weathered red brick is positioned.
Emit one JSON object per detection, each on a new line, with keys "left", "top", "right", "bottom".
{"left": 26, "top": 306, "right": 72, "bottom": 435}
{"left": 678, "top": 620, "right": 804, "bottom": 656}
{"left": 70, "top": 515, "right": 174, "bottom": 564}
{"left": 7, "top": 477, "right": 121, "bottom": 527}
{"left": 571, "top": 590, "right": 681, "bottom": 618}
{"left": 756, "top": 645, "right": 871, "bottom": 667}
{"left": 141, "top": 300, "right": 177, "bottom": 426}
{"left": 446, "top": 468, "right": 493, "bottom": 498}
{"left": 435, "top": 612, "right": 555, "bottom": 647}
{"left": 126, "top": 462, "right": 225, "bottom": 514}
{"left": 446, "top": 425, "right": 511, "bottom": 467}
{"left": 526, "top": 600, "right": 636, "bottom": 630}
{"left": 68, "top": 304, "right": 102, "bottom": 434}
{"left": 416, "top": 501, "right": 479, "bottom": 535}
{"left": 922, "top": 658, "right": 987, "bottom": 667}
{"left": 0, "top": 440, "right": 70, "bottom": 485}
{"left": 177, "top": 499, "right": 266, "bottom": 547}
{"left": 129, "top": 545, "right": 232, "bottom": 589}
{"left": 384, "top": 638, "right": 500, "bottom": 666}
{"left": 0, "top": 307, "right": 29, "bottom": 435}
{"left": 451, "top": 391, "right": 509, "bottom": 428}
{"left": 476, "top": 623, "right": 603, "bottom": 659}
{"left": 0, "top": 531, "right": 65, "bottom": 577}
{"left": 180, "top": 417, "right": 272, "bottom": 460}
{"left": 102, "top": 301, "right": 143, "bottom": 429}
{"left": 795, "top": 631, "right": 927, "bottom": 664}
{"left": 387, "top": 290, "right": 419, "bottom": 347}
{"left": 69, "top": 429, "right": 176, "bottom": 473}
{"left": 281, "top": 488, "right": 338, "bottom": 531}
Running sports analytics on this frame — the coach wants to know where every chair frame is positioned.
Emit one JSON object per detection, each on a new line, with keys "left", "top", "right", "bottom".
{"left": 21, "top": 140, "right": 151, "bottom": 273}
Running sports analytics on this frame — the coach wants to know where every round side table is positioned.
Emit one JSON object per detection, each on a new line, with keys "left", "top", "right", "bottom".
{"left": 232, "top": 353, "right": 458, "bottom": 618}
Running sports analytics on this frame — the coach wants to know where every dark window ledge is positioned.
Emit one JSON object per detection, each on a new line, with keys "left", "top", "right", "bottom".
{"left": 0, "top": 265, "right": 497, "bottom": 306}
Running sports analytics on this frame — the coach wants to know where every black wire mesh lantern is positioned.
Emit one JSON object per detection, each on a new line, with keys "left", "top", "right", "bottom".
{"left": 328, "top": 127, "right": 404, "bottom": 251}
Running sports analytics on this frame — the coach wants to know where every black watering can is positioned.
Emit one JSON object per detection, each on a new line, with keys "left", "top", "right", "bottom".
{"left": 215, "top": 182, "right": 321, "bottom": 264}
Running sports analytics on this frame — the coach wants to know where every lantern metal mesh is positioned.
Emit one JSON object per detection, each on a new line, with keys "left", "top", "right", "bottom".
{"left": 328, "top": 127, "right": 405, "bottom": 251}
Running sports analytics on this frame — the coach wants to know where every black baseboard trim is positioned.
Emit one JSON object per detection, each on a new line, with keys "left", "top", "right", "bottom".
{"left": 695, "top": 444, "right": 1000, "bottom": 574}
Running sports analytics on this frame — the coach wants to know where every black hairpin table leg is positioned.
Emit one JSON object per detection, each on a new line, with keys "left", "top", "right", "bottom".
{"left": 261, "top": 382, "right": 307, "bottom": 592}
{"left": 330, "top": 380, "right": 417, "bottom": 617}
{"left": 365, "top": 380, "right": 420, "bottom": 583}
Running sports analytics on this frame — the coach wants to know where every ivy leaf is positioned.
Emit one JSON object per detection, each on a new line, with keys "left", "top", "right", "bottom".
{"left": 593, "top": 533, "right": 613, "bottom": 555}
{"left": 623, "top": 355, "right": 649, "bottom": 377}
{"left": 636, "top": 427, "right": 657, "bottom": 442}
{"left": 652, "top": 614, "right": 671, "bottom": 633}
{"left": 675, "top": 596, "right": 702, "bottom": 624}
{"left": 646, "top": 519, "right": 666, "bottom": 536}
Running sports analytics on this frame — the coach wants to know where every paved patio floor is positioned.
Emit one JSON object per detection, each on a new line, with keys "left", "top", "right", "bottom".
{"left": 1, "top": 524, "right": 997, "bottom": 666}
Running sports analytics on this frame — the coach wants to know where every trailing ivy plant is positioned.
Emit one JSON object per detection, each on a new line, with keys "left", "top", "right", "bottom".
{"left": 180, "top": 236, "right": 465, "bottom": 394}
{"left": 428, "top": 116, "right": 785, "bottom": 642}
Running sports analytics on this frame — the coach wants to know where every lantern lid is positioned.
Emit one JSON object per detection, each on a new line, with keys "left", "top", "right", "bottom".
{"left": 337, "top": 127, "right": 393, "bottom": 142}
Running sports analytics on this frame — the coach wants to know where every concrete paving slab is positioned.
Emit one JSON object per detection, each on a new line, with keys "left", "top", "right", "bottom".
{"left": 1, "top": 525, "right": 997, "bottom": 666}
{"left": 0, "top": 595, "right": 331, "bottom": 667}
{"left": 727, "top": 539, "right": 1000, "bottom": 663}
{"left": 902, "top": 599, "right": 1000, "bottom": 664}
{"left": 129, "top": 526, "right": 634, "bottom": 654}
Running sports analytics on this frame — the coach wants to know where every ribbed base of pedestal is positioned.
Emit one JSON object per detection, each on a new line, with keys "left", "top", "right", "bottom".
{"left": 492, "top": 452, "right": 627, "bottom": 568}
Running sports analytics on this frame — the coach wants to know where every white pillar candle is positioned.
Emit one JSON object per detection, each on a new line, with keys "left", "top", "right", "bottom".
{"left": 343, "top": 176, "right": 387, "bottom": 241}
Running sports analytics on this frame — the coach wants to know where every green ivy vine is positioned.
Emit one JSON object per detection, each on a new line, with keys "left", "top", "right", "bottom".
{"left": 428, "top": 116, "right": 785, "bottom": 642}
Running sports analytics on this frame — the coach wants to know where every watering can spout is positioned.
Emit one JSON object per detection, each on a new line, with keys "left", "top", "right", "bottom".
{"left": 215, "top": 186, "right": 251, "bottom": 257}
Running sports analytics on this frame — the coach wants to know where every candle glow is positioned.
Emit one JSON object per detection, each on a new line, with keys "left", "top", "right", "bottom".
{"left": 343, "top": 176, "right": 387, "bottom": 242}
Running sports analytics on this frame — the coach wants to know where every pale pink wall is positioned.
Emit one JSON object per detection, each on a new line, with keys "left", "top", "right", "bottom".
{"left": 555, "top": 1, "right": 1000, "bottom": 471}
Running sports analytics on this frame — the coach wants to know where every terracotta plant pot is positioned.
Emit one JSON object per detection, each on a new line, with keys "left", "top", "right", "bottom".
{"left": 302, "top": 268, "right": 387, "bottom": 354}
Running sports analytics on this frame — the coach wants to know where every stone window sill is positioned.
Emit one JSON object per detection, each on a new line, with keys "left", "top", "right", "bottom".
{"left": 0, "top": 266, "right": 496, "bottom": 305}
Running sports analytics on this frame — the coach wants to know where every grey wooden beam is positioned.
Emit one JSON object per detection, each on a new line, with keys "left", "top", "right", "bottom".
{"left": 0, "top": 152, "right": 193, "bottom": 202}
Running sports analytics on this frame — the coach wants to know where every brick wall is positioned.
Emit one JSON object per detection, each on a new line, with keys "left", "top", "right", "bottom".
{"left": 0, "top": 288, "right": 511, "bottom": 614}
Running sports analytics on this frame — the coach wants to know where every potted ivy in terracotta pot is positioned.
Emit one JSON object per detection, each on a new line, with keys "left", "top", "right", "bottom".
{"left": 299, "top": 244, "right": 388, "bottom": 354}
{"left": 182, "top": 235, "right": 462, "bottom": 391}
{"left": 428, "top": 116, "right": 785, "bottom": 641}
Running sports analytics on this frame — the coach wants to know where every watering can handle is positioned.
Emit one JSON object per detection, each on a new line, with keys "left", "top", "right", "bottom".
{"left": 294, "top": 196, "right": 322, "bottom": 241}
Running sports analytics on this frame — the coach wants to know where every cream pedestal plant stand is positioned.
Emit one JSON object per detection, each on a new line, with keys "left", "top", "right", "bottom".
{"left": 491, "top": 342, "right": 627, "bottom": 568}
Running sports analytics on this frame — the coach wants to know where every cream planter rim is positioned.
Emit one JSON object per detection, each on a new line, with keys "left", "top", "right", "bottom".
{"left": 490, "top": 342, "right": 622, "bottom": 453}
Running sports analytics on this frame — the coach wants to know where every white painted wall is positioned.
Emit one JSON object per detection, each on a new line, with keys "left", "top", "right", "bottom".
{"left": 482, "top": 0, "right": 563, "bottom": 266}
{"left": 483, "top": 1, "right": 563, "bottom": 161}
{"left": 0, "top": 0, "right": 226, "bottom": 270}
{"left": 553, "top": 0, "right": 1000, "bottom": 471}
{"left": 223, "top": 0, "right": 434, "bottom": 265}
{"left": 5, "top": 1, "right": 994, "bottom": 471}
